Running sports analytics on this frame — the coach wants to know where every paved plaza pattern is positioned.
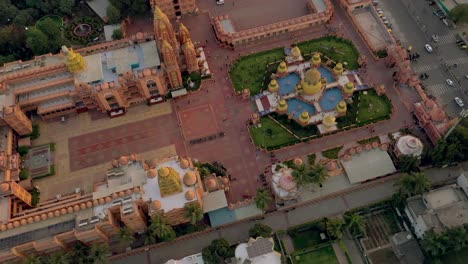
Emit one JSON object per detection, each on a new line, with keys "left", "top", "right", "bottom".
{"left": 178, "top": 104, "right": 220, "bottom": 140}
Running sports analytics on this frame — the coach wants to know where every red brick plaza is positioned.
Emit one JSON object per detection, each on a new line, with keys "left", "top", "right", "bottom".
{"left": 178, "top": 104, "right": 220, "bottom": 141}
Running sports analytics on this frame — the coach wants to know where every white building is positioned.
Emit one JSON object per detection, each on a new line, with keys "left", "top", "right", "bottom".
{"left": 234, "top": 237, "right": 281, "bottom": 264}
{"left": 405, "top": 183, "right": 468, "bottom": 238}
{"left": 164, "top": 253, "right": 204, "bottom": 264}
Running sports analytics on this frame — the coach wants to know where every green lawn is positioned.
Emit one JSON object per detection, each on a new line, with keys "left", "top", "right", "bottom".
{"left": 270, "top": 113, "right": 319, "bottom": 139}
{"left": 293, "top": 245, "right": 339, "bottom": 264}
{"left": 439, "top": 247, "right": 468, "bottom": 263}
{"left": 322, "top": 146, "right": 343, "bottom": 159}
{"left": 357, "top": 90, "right": 392, "bottom": 123}
{"left": 298, "top": 36, "right": 360, "bottom": 70}
{"left": 36, "top": 15, "right": 63, "bottom": 28}
{"left": 249, "top": 117, "right": 298, "bottom": 149}
{"left": 230, "top": 48, "right": 284, "bottom": 95}
{"left": 289, "top": 228, "right": 323, "bottom": 250}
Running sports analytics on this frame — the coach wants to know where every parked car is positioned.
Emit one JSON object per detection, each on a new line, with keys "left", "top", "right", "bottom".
{"left": 372, "top": 0, "right": 379, "bottom": 5}
{"left": 216, "top": 0, "right": 224, "bottom": 5}
{"left": 455, "top": 97, "right": 464, "bottom": 107}
{"left": 432, "top": 34, "right": 440, "bottom": 42}
{"left": 425, "top": 44, "right": 433, "bottom": 53}
{"left": 446, "top": 79, "right": 454, "bottom": 86}
{"left": 429, "top": 1, "right": 436, "bottom": 5}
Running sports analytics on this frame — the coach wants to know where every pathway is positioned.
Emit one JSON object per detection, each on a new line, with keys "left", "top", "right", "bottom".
{"left": 332, "top": 242, "right": 349, "bottom": 264}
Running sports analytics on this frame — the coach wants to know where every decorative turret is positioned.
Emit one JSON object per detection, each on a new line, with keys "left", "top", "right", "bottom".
{"left": 154, "top": 6, "right": 179, "bottom": 52}
{"left": 277, "top": 99, "right": 288, "bottom": 113}
{"left": 179, "top": 23, "right": 191, "bottom": 45}
{"left": 336, "top": 101, "right": 347, "bottom": 114}
{"left": 333, "top": 62, "right": 344, "bottom": 76}
{"left": 301, "top": 68, "right": 324, "bottom": 95}
{"left": 322, "top": 115, "right": 336, "bottom": 130}
{"left": 268, "top": 79, "right": 279, "bottom": 93}
{"left": 277, "top": 61, "right": 288, "bottom": 76}
{"left": 161, "top": 40, "right": 183, "bottom": 88}
{"left": 343, "top": 82, "right": 355, "bottom": 95}
{"left": 182, "top": 39, "right": 198, "bottom": 73}
{"left": 62, "top": 46, "right": 86, "bottom": 73}
{"left": 299, "top": 111, "right": 310, "bottom": 125}
{"left": 311, "top": 52, "right": 321, "bottom": 67}
{"left": 290, "top": 46, "right": 301, "bottom": 60}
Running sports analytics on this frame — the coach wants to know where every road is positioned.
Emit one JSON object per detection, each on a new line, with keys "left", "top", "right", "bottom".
{"left": 111, "top": 165, "right": 463, "bottom": 264}
{"left": 377, "top": 0, "right": 468, "bottom": 117}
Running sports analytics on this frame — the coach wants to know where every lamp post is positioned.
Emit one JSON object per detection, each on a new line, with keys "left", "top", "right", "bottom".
{"left": 444, "top": 108, "right": 468, "bottom": 139}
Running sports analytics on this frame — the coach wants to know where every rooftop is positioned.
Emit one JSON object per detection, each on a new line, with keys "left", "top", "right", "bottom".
{"left": 235, "top": 237, "right": 281, "bottom": 264}
{"left": 390, "top": 232, "right": 424, "bottom": 264}
{"left": 164, "top": 253, "right": 204, "bottom": 264}
{"left": 341, "top": 148, "right": 396, "bottom": 184}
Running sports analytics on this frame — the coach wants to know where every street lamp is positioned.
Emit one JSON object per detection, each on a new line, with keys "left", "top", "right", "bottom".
{"left": 444, "top": 108, "right": 468, "bottom": 139}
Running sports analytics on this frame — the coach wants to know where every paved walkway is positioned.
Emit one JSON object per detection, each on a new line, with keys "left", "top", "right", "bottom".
{"left": 333, "top": 242, "right": 349, "bottom": 264}
{"left": 111, "top": 165, "right": 462, "bottom": 263}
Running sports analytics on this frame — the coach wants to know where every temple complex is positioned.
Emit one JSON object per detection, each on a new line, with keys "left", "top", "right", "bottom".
{"left": 149, "top": 0, "right": 198, "bottom": 19}
{"left": 0, "top": 7, "right": 203, "bottom": 121}
{"left": 0, "top": 154, "right": 230, "bottom": 262}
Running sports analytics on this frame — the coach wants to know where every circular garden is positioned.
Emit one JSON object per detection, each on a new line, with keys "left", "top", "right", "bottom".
{"left": 65, "top": 17, "right": 102, "bottom": 45}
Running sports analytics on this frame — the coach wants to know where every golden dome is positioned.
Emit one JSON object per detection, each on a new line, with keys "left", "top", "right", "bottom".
{"left": 119, "top": 156, "right": 129, "bottom": 165}
{"left": 333, "top": 63, "right": 344, "bottom": 76}
{"left": 301, "top": 79, "right": 323, "bottom": 95}
{"left": 221, "top": 177, "right": 229, "bottom": 185}
{"left": 180, "top": 158, "right": 190, "bottom": 169}
{"left": 291, "top": 46, "right": 301, "bottom": 58}
{"left": 277, "top": 61, "right": 288, "bottom": 73}
{"left": 74, "top": 205, "right": 80, "bottom": 212}
{"left": 343, "top": 82, "right": 354, "bottom": 94}
{"left": 183, "top": 172, "right": 197, "bottom": 186}
{"left": 311, "top": 53, "right": 321, "bottom": 66}
{"left": 277, "top": 99, "right": 288, "bottom": 112}
{"left": 268, "top": 79, "right": 279, "bottom": 92}
{"left": 14, "top": 221, "right": 20, "bottom": 227}
{"left": 158, "top": 167, "right": 170, "bottom": 177}
{"left": 336, "top": 101, "right": 347, "bottom": 113}
{"left": 41, "top": 214, "right": 48, "bottom": 220}
{"left": 0, "top": 183, "right": 9, "bottom": 193}
{"left": 299, "top": 111, "right": 310, "bottom": 124}
{"left": 304, "top": 68, "right": 322, "bottom": 83}
{"left": 326, "top": 161, "right": 337, "bottom": 171}
{"left": 147, "top": 169, "right": 157, "bottom": 178}
{"left": 323, "top": 115, "right": 336, "bottom": 127}
{"left": 61, "top": 208, "right": 67, "bottom": 215}
{"left": 151, "top": 200, "right": 162, "bottom": 210}
{"left": 185, "top": 190, "right": 195, "bottom": 200}
{"left": 112, "top": 193, "right": 119, "bottom": 199}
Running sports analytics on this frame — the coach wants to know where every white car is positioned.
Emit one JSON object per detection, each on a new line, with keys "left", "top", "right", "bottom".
{"left": 446, "top": 79, "right": 454, "bottom": 86}
{"left": 216, "top": 0, "right": 224, "bottom": 5}
{"left": 425, "top": 44, "right": 433, "bottom": 53}
{"left": 455, "top": 97, "right": 464, "bottom": 107}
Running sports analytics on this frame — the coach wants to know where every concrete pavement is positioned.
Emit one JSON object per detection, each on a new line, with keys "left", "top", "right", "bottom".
{"left": 111, "top": 165, "right": 462, "bottom": 263}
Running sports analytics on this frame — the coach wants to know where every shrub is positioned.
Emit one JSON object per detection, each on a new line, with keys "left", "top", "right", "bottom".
{"left": 30, "top": 124, "right": 40, "bottom": 140}
{"left": 50, "top": 143, "right": 56, "bottom": 152}
{"left": 19, "top": 170, "right": 29, "bottom": 180}
{"left": 249, "top": 223, "right": 273, "bottom": 238}
{"left": 18, "top": 146, "right": 30, "bottom": 156}
{"left": 49, "top": 164, "right": 56, "bottom": 176}
{"left": 30, "top": 188, "right": 40, "bottom": 207}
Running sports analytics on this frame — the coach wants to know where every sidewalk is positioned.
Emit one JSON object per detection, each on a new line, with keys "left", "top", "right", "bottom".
{"left": 343, "top": 231, "right": 365, "bottom": 264}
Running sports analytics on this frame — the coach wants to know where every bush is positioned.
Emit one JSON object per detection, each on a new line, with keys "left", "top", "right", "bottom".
{"left": 18, "top": 146, "right": 30, "bottom": 156}
{"left": 249, "top": 223, "right": 273, "bottom": 238}
{"left": 50, "top": 143, "right": 56, "bottom": 152}
{"left": 322, "top": 146, "right": 343, "bottom": 159}
{"left": 30, "top": 124, "right": 40, "bottom": 140}
{"left": 19, "top": 170, "right": 29, "bottom": 180}
{"left": 30, "top": 188, "right": 40, "bottom": 207}
{"left": 49, "top": 164, "right": 56, "bottom": 176}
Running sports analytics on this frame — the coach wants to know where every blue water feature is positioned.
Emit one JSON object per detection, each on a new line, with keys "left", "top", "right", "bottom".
{"left": 286, "top": 98, "right": 316, "bottom": 120}
{"left": 320, "top": 87, "right": 343, "bottom": 111}
{"left": 318, "top": 66, "right": 336, "bottom": 83}
{"left": 277, "top": 73, "right": 300, "bottom": 95}
{"left": 208, "top": 207, "right": 237, "bottom": 227}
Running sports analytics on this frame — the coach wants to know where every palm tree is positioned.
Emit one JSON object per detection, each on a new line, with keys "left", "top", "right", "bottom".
{"left": 89, "top": 244, "right": 110, "bottom": 264}
{"left": 24, "top": 255, "right": 43, "bottom": 264}
{"left": 254, "top": 188, "right": 272, "bottom": 213}
{"left": 395, "top": 173, "right": 430, "bottom": 196}
{"left": 184, "top": 203, "right": 204, "bottom": 225}
{"left": 326, "top": 218, "right": 344, "bottom": 240}
{"left": 447, "top": 227, "right": 468, "bottom": 251}
{"left": 291, "top": 164, "right": 310, "bottom": 187}
{"left": 345, "top": 213, "right": 364, "bottom": 236}
{"left": 398, "top": 155, "right": 421, "bottom": 173}
{"left": 308, "top": 164, "right": 328, "bottom": 187}
{"left": 143, "top": 228, "right": 157, "bottom": 245}
{"left": 149, "top": 214, "right": 176, "bottom": 242}
{"left": 48, "top": 252, "right": 70, "bottom": 264}
{"left": 118, "top": 226, "right": 135, "bottom": 247}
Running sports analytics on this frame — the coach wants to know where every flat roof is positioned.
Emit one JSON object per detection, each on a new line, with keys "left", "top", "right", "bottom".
{"left": 341, "top": 149, "right": 396, "bottom": 184}
{"left": 86, "top": 0, "right": 110, "bottom": 21}
{"left": 425, "top": 186, "right": 462, "bottom": 210}
{"left": 353, "top": 8, "right": 392, "bottom": 51}
{"left": 202, "top": 190, "right": 227, "bottom": 212}
{"left": 77, "top": 53, "right": 104, "bottom": 83}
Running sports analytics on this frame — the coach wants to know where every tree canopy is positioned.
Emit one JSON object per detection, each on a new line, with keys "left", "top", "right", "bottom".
{"left": 427, "top": 129, "right": 467, "bottom": 167}
{"left": 26, "top": 27, "right": 49, "bottom": 55}
{"left": 109, "top": 0, "right": 150, "bottom": 17}
{"left": 202, "top": 238, "right": 234, "bottom": 264}
{"left": 255, "top": 188, "right": 272, "bottom": 212}
{"left": 395, "top": 172, "right": 430, "bottom": 197}
{"left": 450, "top": 4, "right": 468, "bottom": 24}
{"left": 249, "top": 223, "right": 273, "bottom": 238}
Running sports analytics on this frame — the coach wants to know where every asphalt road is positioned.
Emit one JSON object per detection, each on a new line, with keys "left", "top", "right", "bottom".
{"left": 377, "top": 0, "right": 468, "bottom": 117}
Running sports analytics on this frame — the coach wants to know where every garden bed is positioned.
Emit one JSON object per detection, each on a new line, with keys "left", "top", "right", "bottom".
{"left": 287, "top": 219, "right": 329, "bottom": 250}
{"left": 249, "top": 117, "right": 299, "bottom": 149}
{"left": 322, "top": 146, "right": 343, "bottom": 159}
{"left": 292, "top": 245, "right": 339, "bottom": 264}
{"left": 356, "top": 90, "right": 392, "bottom": 123}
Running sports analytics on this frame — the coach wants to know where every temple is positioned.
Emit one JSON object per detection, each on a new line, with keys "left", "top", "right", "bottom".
{"left": 0, "top": 7, "right": 203, "bottom": 121}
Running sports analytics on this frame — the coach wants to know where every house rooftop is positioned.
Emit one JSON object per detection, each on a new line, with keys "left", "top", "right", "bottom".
{"left": 341, "top": 149, "right": 396, "bottom": 184}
